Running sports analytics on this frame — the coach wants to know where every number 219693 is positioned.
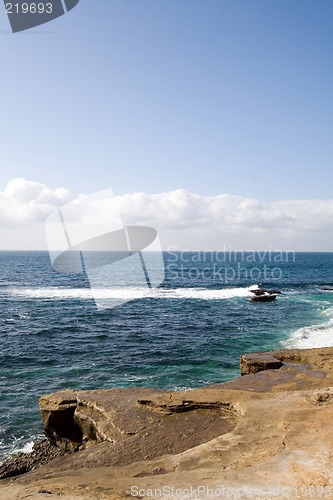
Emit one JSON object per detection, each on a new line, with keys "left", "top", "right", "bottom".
{"left": 5, "top": 3, "right": 53, "bottom": 14}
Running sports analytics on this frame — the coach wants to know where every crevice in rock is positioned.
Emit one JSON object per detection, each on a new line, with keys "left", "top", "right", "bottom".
{"left": 138, "top": 399, "right": 234, "bottom": 414}
{"left": 45, "top": 406, "right": 83, "bottom": 450}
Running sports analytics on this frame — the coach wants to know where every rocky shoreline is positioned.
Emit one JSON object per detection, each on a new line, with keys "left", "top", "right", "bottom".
{"left": 2, "top": 346, "right": 333, "bottom": 498}
{"left": 0, "top": 440, "right": 66, "bottom": 480}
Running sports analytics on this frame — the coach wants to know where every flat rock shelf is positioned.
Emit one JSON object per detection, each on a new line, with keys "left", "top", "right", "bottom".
{"left": 2, "top": 347, "right": 333, "bottom": 499}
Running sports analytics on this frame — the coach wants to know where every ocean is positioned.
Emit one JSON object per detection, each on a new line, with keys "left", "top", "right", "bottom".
{"left": 1, "top": 250, "right": 333, "bottom": 462}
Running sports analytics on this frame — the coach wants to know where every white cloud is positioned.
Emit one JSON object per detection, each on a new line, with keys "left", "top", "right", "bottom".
{"left": 0, "top": 178, "right": 70, "bottom": 226}
{"left": 1, "top": 179, "right": 333, "bottom": 250}
{"left": 111, "top": 190, "right": 313, "bottom": 232}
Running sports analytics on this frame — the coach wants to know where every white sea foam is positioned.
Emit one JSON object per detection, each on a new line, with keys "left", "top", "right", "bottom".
{"left": 17, "top": 441, "right": 35, "bottom": 454}
{"left": 18, "top": 313, "right": 30, "bottom": 319}
{"left": 171, "top": 386, "right": 191, "bottom": 392}
{"left": 285, "top": 319, "right": 333, "bottom": 349}
{"left": 9, "top": 285, "right": 259, "bottom": 302}
{"left": 0, "top": 436, "right": 39, "bottom": 463}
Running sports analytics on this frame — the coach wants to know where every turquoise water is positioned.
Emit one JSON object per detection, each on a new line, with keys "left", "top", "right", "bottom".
{"left": 1, "top": 251, "right": 333, "bottom": 461}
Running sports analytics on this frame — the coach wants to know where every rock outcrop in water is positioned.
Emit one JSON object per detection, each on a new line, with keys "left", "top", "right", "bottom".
{"left": 2, "top": 347, "right": 333, "bottom": 499}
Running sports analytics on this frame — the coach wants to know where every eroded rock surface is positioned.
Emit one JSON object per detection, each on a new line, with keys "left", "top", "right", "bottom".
{"left": 39, "top": 387, "right": 239, "bottom": 467}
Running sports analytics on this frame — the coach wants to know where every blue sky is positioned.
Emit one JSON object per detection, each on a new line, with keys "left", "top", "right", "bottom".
{"left": 1, "top": 1, "right": 333, "bottom": 250}
{"left": 1, "top": 0, "right": 332, "bottom": 200}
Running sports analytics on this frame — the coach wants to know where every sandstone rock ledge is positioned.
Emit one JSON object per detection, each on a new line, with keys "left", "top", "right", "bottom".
{"left": 2, "top": 347, "right": 333, "bottom": 499}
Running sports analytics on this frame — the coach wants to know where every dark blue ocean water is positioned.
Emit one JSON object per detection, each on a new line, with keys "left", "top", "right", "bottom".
{"left": 1, "top": 251, "right": 333, "bottom": 461}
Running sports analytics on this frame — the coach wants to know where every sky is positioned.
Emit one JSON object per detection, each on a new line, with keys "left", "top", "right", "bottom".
{"left": 0, "top": 0, "right": 333, "bottom": 250}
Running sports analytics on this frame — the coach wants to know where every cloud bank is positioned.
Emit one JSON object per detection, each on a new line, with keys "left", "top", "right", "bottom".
{"left": 1, "top": 178, "right": 333, "bottom": 250}
{"left": 0, "top": 178, "right": 70, "bottom": 227}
